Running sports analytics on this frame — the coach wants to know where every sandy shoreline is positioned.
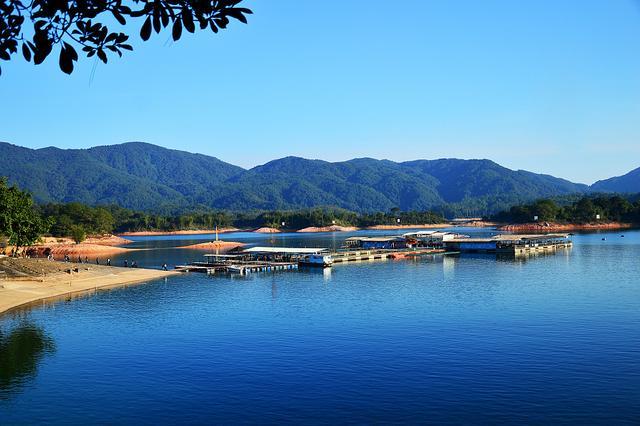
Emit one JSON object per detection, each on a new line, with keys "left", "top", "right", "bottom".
{"left": 498, "top": 222, "right": 634, "bottom": 232}
{"left": 0, "top": 262, "right": 178, "bottom": 316}
{"left": 297, "top": 225, "right": 358, "bottom": 233}
{"left": 253, "top": 227, "right": 281, "bottom": 233}
{"left": 366, "top": 223, "right": 451, "bottom": 230}
{"left": 119, "top": 229, "right": 239, "bottom": 236}
{"left": 179, "top": 241, "right": 245, "bottom": 250}
{"left": 2, "top": 234, "right": 135, "bottom": 258}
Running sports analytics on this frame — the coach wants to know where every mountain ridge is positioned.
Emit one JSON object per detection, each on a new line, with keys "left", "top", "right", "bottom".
{"left": 592, "top": 167, "right": 640, "bottom": 194}
{"left": 0, "top": 141, "right": 636, "bottom": 214}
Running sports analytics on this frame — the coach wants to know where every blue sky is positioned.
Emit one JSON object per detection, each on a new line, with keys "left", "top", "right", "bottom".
{"left": 1, "top": 0, "right": 639, "bottom": 184}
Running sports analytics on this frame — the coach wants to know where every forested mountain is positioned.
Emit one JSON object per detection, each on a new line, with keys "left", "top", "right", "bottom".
{"left": 592, "top": 167, "right": 640, "bottom": 194}
{"left": 88, "top": 142, "right": 244, "bottom": 197}
{"left": 0, "top": 143, "right": 185, "bottom": 210}
{"left": 0, "top": 141, "right": 630, "bottom": 215}
{"left": 0, "top": 142, "right": 242, "bottom": 211}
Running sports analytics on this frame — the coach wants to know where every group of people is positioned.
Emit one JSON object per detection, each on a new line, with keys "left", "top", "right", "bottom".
{"left": 53, "top": 254, "right": 169, "bottom": 271}
{"left": 61, "top": 255, "right": 111, "bottom": 266}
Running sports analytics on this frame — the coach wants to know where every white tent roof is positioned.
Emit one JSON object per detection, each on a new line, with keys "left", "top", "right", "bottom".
{"left": 243, "top": 247, "right": 328, "bottom": 254}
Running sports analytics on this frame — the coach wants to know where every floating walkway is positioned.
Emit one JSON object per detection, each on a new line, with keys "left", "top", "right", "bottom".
{"left": 174, "top": 233, "right": 572, "bottom": 276}
{"left": 331, "top": 248, "right": 446, "bottom": 263}
{"left": 443, "top": 234, "right": 572, "bottom": 254}
{"left": 176, "top": 261, "right": 299, "bottom": 275}
{"left": 176, "top": 246, "right": 448, "bottom": 275}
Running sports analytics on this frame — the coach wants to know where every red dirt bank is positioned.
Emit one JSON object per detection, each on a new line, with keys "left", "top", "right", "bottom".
{"left": 499, "top": 222, "right": 633, "bottom": 232}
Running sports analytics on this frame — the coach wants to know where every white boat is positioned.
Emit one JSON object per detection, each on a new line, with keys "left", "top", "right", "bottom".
{"left": 226, "top": 265, "right": 244, "bottom": 274}
{"left": 299, "top": 254, "right": 333, "bottom": 267}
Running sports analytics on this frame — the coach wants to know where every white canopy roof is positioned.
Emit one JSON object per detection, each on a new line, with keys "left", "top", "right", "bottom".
{"left": 243, "top": 247, "right": 328, "bottom": 254}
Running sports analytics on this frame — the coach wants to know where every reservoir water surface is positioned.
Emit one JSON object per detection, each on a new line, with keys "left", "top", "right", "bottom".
{"left": 1, "top": 229, "right": 639, "bottom": 423}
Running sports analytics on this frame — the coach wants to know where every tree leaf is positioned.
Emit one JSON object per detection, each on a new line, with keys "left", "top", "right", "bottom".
{"left": 182, "top": 8, "right": 195, "bottom": 33}
{"left": 59, "top": 46, "right": 73, "bottom": 74}
{"left": 172, "top": 19, "right": 182, "bottom": 41}
{"left": 225, "top": 8, "right": 248, "bottom": 24}
{"left": 22, "top": 43, "right": 31, "bottom": 62}
{"left": 140, "top": 16, "right": 152, "bottom": 41}
{"left": 153, "top": 11, "right": 161, "bottom": 33}
{"left": 97, "top": 48, "right": 107, "bottom": 63}
{"left": 113, "top": 10, "right": 126, "bottom": 25}
{"left": 63, "top": 42, "right": 78, "bottom": 61}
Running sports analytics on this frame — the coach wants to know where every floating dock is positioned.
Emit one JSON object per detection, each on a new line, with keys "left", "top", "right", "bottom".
{"left": 176, "top": 245, "right": 449, "bottom": 275}
{"left": 331, "top": 248, "right": 446, "bottom": 263}
{"left": 443, "top": 233, "right": 572, "bottom": 254}
{"left": 176, "top": 258, "right": 299, "bottom": 276}
{"left": 174, "top": 233, "right": 572, "bottom": 276}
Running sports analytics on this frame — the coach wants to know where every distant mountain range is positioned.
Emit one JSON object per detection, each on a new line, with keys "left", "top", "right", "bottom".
{"left": 592, "top": 167, "right": 640, "bottom": 194}
{"left": 0, "top": 141, "right": 637, "bottom": 214}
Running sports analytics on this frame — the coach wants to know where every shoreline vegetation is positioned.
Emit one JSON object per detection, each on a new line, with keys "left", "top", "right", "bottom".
{"left": 499, "top": 222, "right": 633, "bottom": 232}
{"left": 0, "top": 257, "right": 177, "bottom": 316}
{"left": 491, "top": 195, "right": 640, "bottom": 233}
{"left": 2, "top": 179, "right": 640, "bottom": 260}
{"left": 2, "top": 180, "right": 639, "bottom": 318}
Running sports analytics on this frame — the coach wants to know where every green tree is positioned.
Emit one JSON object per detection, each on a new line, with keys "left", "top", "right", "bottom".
{"left": 69, "top": 225, "right": 86, "bottom": 244}
{"left": 531, "top": 199, "right": 560, "bottom": 222}
{"left": 0, "top": 178, "right": 50, "bottom": 250}
{"left": 0, "top": 0, "right": 252, "bottom": 75}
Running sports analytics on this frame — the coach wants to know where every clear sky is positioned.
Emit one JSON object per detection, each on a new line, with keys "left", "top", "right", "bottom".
{"left": 1, "top": 0, "right": 639, "bottom": 184}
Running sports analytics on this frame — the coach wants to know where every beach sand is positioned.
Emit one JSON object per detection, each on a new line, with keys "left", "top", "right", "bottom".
{"left": 253, "top": 227, "right": 281, "bottom": 233}
{"left": 366, "top": 223, "right": 450, "bottom": 230}
{"left": 1, "top": 235, "right": 136, "bottom": 260}
{"left": 119, "top": 229, "right": 239, "bottom": 236}
{"left": 179, "top": 241, "right": 245, "bottom": 250}
{"left": 297, "top": 225, "right": 358, "bottom": 233}
{"left": 0, "top": 258, "right": 178, "bottom": 315}
{"left": 499, "top": 222, "right": 634, "bottom": 232}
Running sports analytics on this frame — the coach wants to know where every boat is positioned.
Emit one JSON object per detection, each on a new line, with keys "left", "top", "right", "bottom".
{"left": 298, "top": 254, "right": 333, "bottom": 267}
{"left": 226, "top": 265, "right": 244, "bottom": 274}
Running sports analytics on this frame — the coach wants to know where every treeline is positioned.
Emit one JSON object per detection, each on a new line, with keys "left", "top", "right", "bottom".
{"left": 492, "top": 195, "right": 640, "bottom": 224}
{"left": 357, "top": 210, "right": 445, "bottom": 227}
{"left": 35, "top": 203, "right": 446, "bottom": 238}
{"left": 39, "top": 203, "right": 235, "bottom": 237}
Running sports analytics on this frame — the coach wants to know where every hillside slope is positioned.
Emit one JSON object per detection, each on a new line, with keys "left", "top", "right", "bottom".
{"left": 0, "top": 142, "right": 598, "bottom": 214}
{"left": 592, "top": 167, "right": 640, "bottom": 193}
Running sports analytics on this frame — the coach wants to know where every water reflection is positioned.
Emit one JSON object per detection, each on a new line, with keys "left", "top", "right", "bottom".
{"left": 0, "top": 320, "right": 56, "bottom": 400}
{"left": 323, "top": 267, "right": 332, "bottom": 282}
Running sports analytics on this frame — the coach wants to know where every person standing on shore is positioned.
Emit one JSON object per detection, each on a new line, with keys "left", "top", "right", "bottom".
{"left": 107, "top": 258, "right": 111, "bottom": 266}
{"left": 96, "top": 258, "right": 100, "bottom": 265}
{"left": 124, "top": 260, "right": 128, "bottom": 267}
{"left": 163, "top": 263, "right": 168, "bottom": 271}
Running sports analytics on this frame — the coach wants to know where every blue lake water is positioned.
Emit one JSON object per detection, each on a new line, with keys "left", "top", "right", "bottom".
{"left": 1, "top": 229, "right": 639, "bottom": 423}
